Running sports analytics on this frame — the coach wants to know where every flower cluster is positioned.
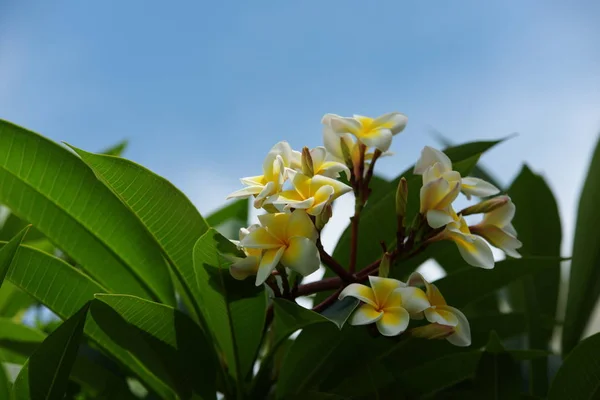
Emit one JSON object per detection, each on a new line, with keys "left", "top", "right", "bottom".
{"left": 416, "top": 146, "right": 522, "bottom": 268}
{"left": 340, "top": 273, "right": 470, "bottom": 346}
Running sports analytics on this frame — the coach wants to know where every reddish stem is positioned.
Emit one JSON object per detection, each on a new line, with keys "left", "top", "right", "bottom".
{"left": 318, "top": 242, "right": 355, "bottom": 282}
{"left": 312, "top": 287, "right": 344, "bottom": 313}
{"left": 295, "top": 277, "right": 343, "bottom": 297}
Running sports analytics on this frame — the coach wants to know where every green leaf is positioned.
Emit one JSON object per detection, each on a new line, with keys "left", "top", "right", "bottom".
{"left": 0, "top": 119, "right": 174, "bottom": 304}
{"left": 193, "top": 229, "right": 267, "bottom": 383}
{"left": 0, "top": 281, "right": 35, "bottom": 319}
{"left": 206, "top": 198, "right": 249, "bottom": 239}
{"left": 12, "top": 302, "right": 89, "bottom": 400}
{"left": 562, "top": 136, "right": 600, "bottom": 355}
{"left": 93, "top": 294, "right": 217, "bottom": 400}
{"left": 507, "top": 165, "right": 561, "bottom": 396}
{"left": 100, "top": 140, "right": 128, "bottom": 157}
{"left": 0, "top": 357, "right": 9, "bottom": 399}
{"left": 549, "top": 332, "right": 600, "bottom": 400}
{"left": 472, "top": 332, "right": 521, "bottom": 399}
{"left": 3, "top": 244, "right": 175, "bottom": 399}
{"left": 0, "top": 226, "right": 29, "bottom": 289}
{"left": 0, "top": 213, "right": 44, "bottom": 243}
{"left": 318, "top": 139, "right": 505, "bottom": 303}
{"left": 70, "top": 355, "right": 136, "bottom": 400}
{"left": 272, "top": 298, "right": 331, "bottom": 348}
{"left": 435, "top": 258, "right": 561, "bottom": 308}
{"left": 67, "top": 145, "right": 211, "bottom": 323}
{"left": 320, "top": 297, "right": 360, "bottom": 329}
{"left": 0, "top": 318, "right": 46, "bottom": 364}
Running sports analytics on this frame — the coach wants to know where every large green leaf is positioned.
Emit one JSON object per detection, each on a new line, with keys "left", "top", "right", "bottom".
{"left": 0, "top": 318, "right": 45, "bottom": 364}
{"left": 549, "top": 332, "right": 600, "bottom": 400}
{"left": 0, "top": 120, "right": 174, "bottom": 304}
{"left": 507, "top": 165, "right": 561, "bottom": 396}
{"left": 272, "top": 298, "right": 331, "bottom": 348}
{"left": 563, "top": 136, "right": 600, "bottom": 354}
{"left": 71, "top": 355, "right": 135, "bottom": 400}
{"left": 193, "top": 229, "right": 267, "bottom": 384}
{"left": 0, "top": 226, "right": 29, "bottom": 289}
{"left": 472, "top": 332, "right": 521, "bottom": 399}
{"left": 100, "top": 140, "right": 128, "bottom": 157}
{"left": 206, "top": 198, "right": 249, "bottom": 239}
{"left": 0, "top": 281, "right": 34, "bottom": 319}
{"left": 12, "top": 303, "right": 89, "bottom": 400}
{"left": 0, "top": 213, "right": 43, "bottom": 243}
{"left": 94, "top": 294, "right": 217, "bottom": 400}
{"left": 67, "top": 145, "right": 211, "bottom": 322}
{"left": 0, "top": 357, "right": 9, "bottom": 399}
{"left": 3, "top": 244, "right": 175, "bottom": 399}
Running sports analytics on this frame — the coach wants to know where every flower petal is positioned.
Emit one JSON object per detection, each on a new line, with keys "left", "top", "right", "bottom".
{"left": 426, "top": 209, "right": 455, "bottom": 229}
{"left": 255, "top": 247, "right": 285, "bottom": 286}
{"left": 393, "top": 287, "right": 430, "bottom": 314}
{"left": 376, "top": 308, "right": 410, "bottom": 336}
{"left": 482, "top": 200, "right": 516, "bottom": 228}
{"left": 407, "top": 272, "right": 447, "bottom": 306}
{"left": 310, "top": 175, "right": 352, "bottom": 200}
{"left": 230, "top": 255, "right": 261, "bottom": 280}
{"left": 349, "top": 304, "right": 384, "bottom": 325}
{"left": 241, "top": 226, "right": 282, "bottom": 249}
{"left": 281, "top": 236, "right": 320, "bottom": 276}
{"left": 339, "top": 283, "right": 377, "bottom": 307}
{"left": 358, "top": 128, "right": 393, "bottom": 152}
{"left": 414, "top": 146, "right": 452, "bottom": 175}
{"left": 473, "top": 225, "right": 522, "bottom": 258}
{"left": 240, "top": 175, "right": 266, "bottom": 186}
{"left": 226, "top": 185, "right": 264, "bottom": 200}
{"left": 287, "top": 209, "right": 318, "bottom": 242}
{"left": 453, "top": 234, "right": 495, "bottom": 269}
{"left": 424, "top": 307, "right": 459, "bottom": 327}
{"left": 461, "top": 177, "right": 500, "bottom": 199}
{"left": 329, "top": 116, "right": 362, "bottom": 135}
{"left": 420, "top": 177, "right": 451, "bottom": 213}
{"left": 373, "top": 112, "right": 408, "bottom": 135}
{"left": 442, "top": 306, "right": 471, "bottom": 347}
{"left": 257, "top": 213, "right": 289, "bottom": 241}
{"left": 369, "top": 276, "right": 405, "bottom": 307}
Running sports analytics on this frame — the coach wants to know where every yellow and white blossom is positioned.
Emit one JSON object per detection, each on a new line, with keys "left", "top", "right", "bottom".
{"left": 227, "top": 226, "right": 262, "bottom": 280}
{"left": 407, "top": 272, "right": 471, "bottom": 347}
{"left": 470, "top": 196, "right": 522, "bottom": 258}
{"left": 339, "top": 276, "right": 429, "bottom": 337}
{"left": 240, "top": 210, "right": 320, "bottom": 286}
{"left": 269, "top": 169, "right": 352, "bottom": 216}
{"left": 322, "top": 118, "right": 379, "bottom": 168}
{"left": 291, "top": 146, "right": 349, "bottom": 179}
{"left": 414, "top": 146, "right": 500, "bottom": 200}
{"left": 323, "top": 112, "right": 408, "bottom": 152}
{"left": 419, "top": 162, "right": 462, "bottom": 228}
{"left": 433, "top": 208, "right": 495, "bottom": 269}
{"left": 227, "top": 141, "right": 295, "bottom": 208}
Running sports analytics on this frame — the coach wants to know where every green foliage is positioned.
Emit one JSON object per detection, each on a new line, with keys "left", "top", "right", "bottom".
{"left": 0, "top": 117, "right": 596, "bottom": 399}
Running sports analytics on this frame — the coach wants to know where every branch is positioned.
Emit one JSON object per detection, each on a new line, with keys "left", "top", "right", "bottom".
{"left": 312, "top": 287, "right": 344, "bottom": 313}
{"left": 295, "top": 277, "right": 342, "bottom": 297}
{"left": 318, "top": 242, "right": 355, "bottom": 282}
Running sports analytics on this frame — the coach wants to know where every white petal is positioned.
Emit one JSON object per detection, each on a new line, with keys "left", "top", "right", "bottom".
{"left": 253, "top": 181, "right": 276, "bottom": 208}
{"left": 461, "top": 177, "right": 500, "bottom": 198}
{"left": 329, "top": 116, "right": 362, "bottom": 135}
{"left": 442, "top": 306, "right": 471, "bottom": 347}
{"left": 483, "top": 200, "right": 516, "bottom": 228}
{"left": 424, "top": 307, "right": 459, "bottom": 327}
{"left": 375, "top": 308, "right": 410, "bottom": 336}
{"left": 414, "top": 146, "right": 452, "bottom": 175}
{"left": 339, "top": 283, "right": 377, "bottom": 307}
{"left": 309, "top": 146, "right": 327, "bottom": 167}
{"left": 358, "top": 128, "right": 393, "bottom": 152}
{"left": 349, "top": 304, "right": 383, "bottom": 325}
{"left": 394, "top": 287, "right": 430, "bottom": 314}
{"left": 230, "top": 255, "right": 260, "bottom": 280}
{"left": 280, "top": 236, "right": 320, "bottom": 276}
{"left": 368, "top": 276, "right": 405, "bottom": 307}
{"left": 290, "top": 150, "right": 302, "bottom": 170}
{"left": 475, "top": 225, "right": 523, "bottom": 258}
{"left": 255, "top": 247, "right": 285, "bottom": 286}
{"left": 226, "top": 185, "right": 263, "bottom": 200}
{"left": 373, "top": 112, "right": 408, "bottom": 135}
{"left": 426, "top": 209, "right": 455, "bottom": 229}
{"left": 287, "top": 209, "right": 318, "bottom": 242}
{"left": 455, "top": 235, "right": 495, "bottom": 269}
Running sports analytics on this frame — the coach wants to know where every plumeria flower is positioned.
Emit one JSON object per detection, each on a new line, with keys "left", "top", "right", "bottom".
{"left": 323, "top": 112, "right": 408, "bottom": 152}
{"left": 291, "top": 146, "right": 349, "bottom": 179}
{"left": 240, "top": 210, "right": 320, "bottom": 286}
{"left": 268, "top": 169, "right": 352, "bottom": 216}
{"left": 339, "top": 276, "right": 429, "bottom": 337}
{"left": 407, "top": 272, "right": 471, "bottom": 347}
{"left": 227, "top": 141, "right": 295, "bottom": 208}
{"left": 226, "top": 226, "right": 262, "bottom": 280}
{"left": 322, "top": 119, "right": 380, "bottom": 168}
{"left": 432, "top": 208, "right": 495, "bottom": 269}
{"left": 470, "top": 196, "right": 522, "bottom": 258}
{"left": 414, "top": 146, "right": 500, "bottom": 200}
{"left": 419, "top": 163, "right": 462, "bottom": 229}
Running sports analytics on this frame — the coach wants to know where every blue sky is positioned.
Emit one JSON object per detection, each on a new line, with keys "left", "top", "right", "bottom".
{"left": 2, "top": 1, "right": 600, "bottom": 299}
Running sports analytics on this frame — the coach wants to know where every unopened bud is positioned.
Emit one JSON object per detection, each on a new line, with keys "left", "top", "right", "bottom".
{"left": 460, "top": 195, "right": 509, "bottom": 216}
{"left": 410, "top": 323, "right": 454, "bottom": 340}
{"left": 301, "top": 147, "right": 314, "bottom": 177}
{"left": 315, "top": 203, "right": 333, "bottom": 230}
{"left": 339, "top": 137, "right": 354, "bottom": 171}
{"left": 396, "top": 177, "right": 408, "bottom": 220}
{"left": 378, "top": 252, "right": 392, "bottom": 278}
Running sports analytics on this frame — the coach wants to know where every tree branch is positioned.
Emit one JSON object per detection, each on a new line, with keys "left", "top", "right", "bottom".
{"left": 318, "top": 242, "right": 355, "bottom": 282}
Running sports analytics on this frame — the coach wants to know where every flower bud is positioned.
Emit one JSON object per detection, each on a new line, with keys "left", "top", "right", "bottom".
{"left": 339, "top": 137, "right": 354, "bottom": 171}
{"left": 301, "top": 147, "right": 314, "bottom": 177}
{"left": 378, "top": 252, "right": 392, "bottom": 278}
{"left": 410, "top": 323, "right": 455, "bottom": 340}
{"left": 460, "top": 195, "right": 509, "bottom": 216}
{"left": 395, "top": 177, "right": 408, "bottom": 219}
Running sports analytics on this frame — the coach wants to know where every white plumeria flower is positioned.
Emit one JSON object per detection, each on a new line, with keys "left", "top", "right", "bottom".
{"left": 322, "top": 112, "right": 408, "bottom": 152}
{"left": 322, "top": 119, "right": 381, "bottom": 167}
{"left": 408, "top": 272, "right": 471, "bottom": 347}
{"left": 434, "top": 208, "right": 495, "bottom": 269}
{"left": 419, "top": 162, "right": 462, "bottom": 229}
{"left": 339, "top": 276, "right": 429, "bottom": 337}
{"left": 240, "top": 210, "right": 320, "bottom": 286}
{"left": 414, "top": 146, "right": 500, "bottom": 200}
{"left": 470, "top": 196, "right": 522, "bottom": 258}
{"left": 226, "top": 141, "right": 295, "bottom": 208}
{"left": 290, "top": 146, "right": 349, "bottom": 179}
{"left": 226, "top": 226, "right": 262, "bottom": 280}
{"left": 268, "top": 169, "right": 352, "bottom": 216}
